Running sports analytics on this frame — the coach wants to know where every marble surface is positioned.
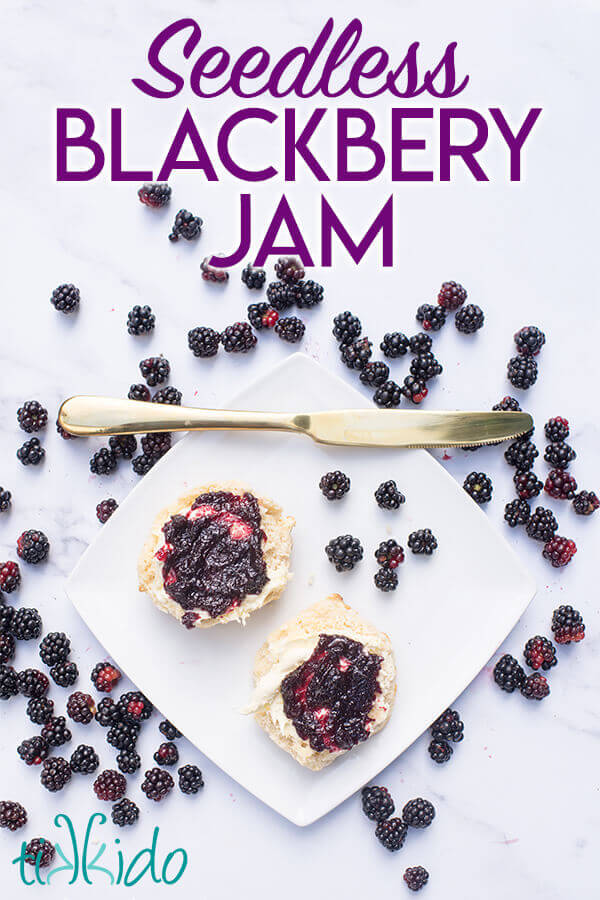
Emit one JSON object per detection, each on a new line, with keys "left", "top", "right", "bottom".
{"left": 0, "top": 0, "right": 598, "bottom": 896}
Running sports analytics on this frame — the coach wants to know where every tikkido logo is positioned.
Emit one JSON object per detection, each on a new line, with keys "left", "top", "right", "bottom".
{"left": 11, "top": 813, "right": 188, "bottom": 887}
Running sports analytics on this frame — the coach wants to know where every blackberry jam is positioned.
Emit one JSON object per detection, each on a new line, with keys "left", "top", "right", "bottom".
{"left": 280, "top": 634, "right": 382, "bottom": 753}
{"left": 158, "top": 492, "right": 268, "bottom": 619}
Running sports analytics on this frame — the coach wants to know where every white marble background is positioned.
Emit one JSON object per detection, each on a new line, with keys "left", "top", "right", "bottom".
{"left": 0, "top": 0, "right": 599, "bottom": 897}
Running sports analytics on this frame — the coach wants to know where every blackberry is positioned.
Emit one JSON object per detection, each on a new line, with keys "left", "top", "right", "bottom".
{"left": 455, "top": 303, "right": 484, "bottom": 333}
{"left": 0, "top": 664, "right": 19, "bottom": 699}
{"left": 112, "top": 798, "right": 140, "bottom": 827}
{"left": 526, "top": 507, "right": 558, "bottom": 542}
{"left": 402, "top": 798, "right": 435, "bottom": 829}
{"left": 514, "top": 471, "right": 543, "bottom": 500}
{"left": 437, "top": 280, "right": 467, "bottom": 311}
{"left": 141, "top": 432, "right": 172, "bottom": 462}
{"left": 408, "top": 332, "right": 432, "bottom": 354}
{"left": 0, "top": 561, "right": 20, "bottom": 593}
{"left": 524, "top": 636, "right": 557, "bottom": 671}
{"left": 91, "top": 662, "right": 121, "bottom": 693}
{"left": 374, "top": 568, "right": 398, "bottom": 592}
{"left": 17, "top": 400, "right": 48, "bottom": 433}
{"left": 51, "top": 283, "right": 80, "bottom": 314}
{"left": 361, "top": 785, "right": 395, "bottom": 822}
{"left": 188, "top": 326, "right": 220, "bottom": 358}
{"left": 504, "top": 499, "right": 531, "bottom": 527}
{"left": 573, "top": 490, "right": 600, "bottom": 516}
{"left": 404, "top": 866, "right": 429, "bottom": 892}
{"left": 416, "top": 304, "right": 446, "bottom": 332}
{"left": 96, "top": 697, "right": 118, "bottom": 727}
{"left": 11, "top": 608, "right": 42, "bottom": 641}
{"left": 514, "top": 325, "right": 546, "bottom": 357}
{"left": 25, "top": 838, "right": 55, "bottom": 868}
{"left": 428, "top": 739, "right": 452, "bottom": 763}
{"left": 127, "top": 305, "right": 155, "bottom": 336}
{"left": 221, "top": 322, "right": 257, "bottom": 353}
{"left": 0, "top": 488, "right": 11, "bottom": 512}
{"left": 39, "top": 631, "right": 70, "bottom": 666}
{"left": 94, "top": 770, "right": 127, "bottom": 801}
{"left": 139, "top": 356, "right": 170, "bottom": 387}
{"left": 493, "top": 396, "right": 522, "bottom": 412}
{"left": 544, "top": 442, "right": 576, "bottom": 469}
{"left": 241, "top": 263, "right": 266, "bottom": 290}
{"left": 56, "top": 419, "right": 77, "bottom": 439}
{"left": 360, "top": 361, "right": 390, "bottom": 387}
{"left": 521, "top": 672, "right": 550, "bottom": 701}
{"left": 504, "top": 438, "right": 538, "bottom": 472}
{"left": 16, "top": 437, "right": 45, "bottom": 466}
{"left": 26, "top": 697, "right": 54, "bottom": 725}
{"left": 463, "top": 471, "right": 493, "bottom": 504}
{"left": 107, "top": 721, "right": 140, "bottom": 752}
{"left": 544, "top": 417, "right": 569, "bottom": 443}
{"left": 105, "top": 437, "right": 136, "bottom": 468}
{"left": 401, "top": 375, "right": 428, "bottom": 404}
{"left": 69, "top": 744, "right": 99, "bottom": 774}
{"left": 132, "top": 454, "right": 154, "bottom": 476}
{"left": 169, "top": 209, "right": 202, "bottom": 242}
{"left": 410, "top": 351, "right": 443, "bottom": 382}
{"left": 154, "top": 742, "right": 179, "bottom": 766}
{"left": 375, "top": 817, "right": 408, "bottom": 852}
{"left": 66, "top": 691, "right": 96, "bottom": 724}
{"left": 325, "top": 535, "right": 364, "bottom": 572}
{"left": 152, "top": 386, "right": 182, "bottom": 405}
{"left": 0, "top": 633, "right": 15, "bottom": 664}
{"left": 178, "top": 764, "right": 204, "bottom": 794}
{"left": 0, "top": 801, "right": 27, "bottom": 831}
{"left": 430, "top": 708, "right": 464, "bottom": 743}
{"left": 543, "top": 535, "right": 577, "bottom": 568}
{"left": 159, "top": 720, "right": 182, "bottom": 741}
{"left": 116, "top": 750, "right": 141, "bottom": 774}
{"left": 247, "top": 303, "right": 278, "bottom": 330}
{"left": 141, "top": 767, "right": 174, "bottom": 802}
{"left": 117, "top": 691, "right": 153, "bottom": 724}
{"left": 274, "top": 256, "right": 304, "bottom": 284}
{"left": 50, "top": 660, "right": 78, "bottom": 687}
{"left": 41, "top": 715, "right": 72, "bottom": 747}
{"left": 374, "top": 481, "right": 405, "bottom": 510}
{"left": 296, "top": 280, "right": 324, "bottom": 309}
{"left": 200, "top": 257, "right": 229, "bottom": 283}
{"left": 544, "top": 469, "right": 577, "bottom": 500}
{"left": 17, "top": 668, "right": 49, "bottom": 699}
{"left": 507, "top": 355, "right": 538, "bottom": 390}
{"left": 408, "top": 529, "right": 438, "bottom": 555}
{"left": 319, "top": 471, "right": 351, "bottom": 501}
{"left": 374, "top": 539, "right": 405, "bottom": 569}
{"left": 341, "top": 337, "right": 373, "bottom": 370}
{"left": 493, "top": 654, "right": 525, "bottom": 693}
{"left": 0, "top": 601, "right": 15, "bottom": 634}
{"left": 128, "top": 383, "right": 151, "bottom": 402}
{"left": 266, "top": 281, "right": 296, "bottom": 311}
{"left": 373, "top": 380, "right": 402, "bottom": 408}
{"left": 333, "top": 311, "right": 361, "bottom": 345}
{"left": 17, "top": 735, "right": 48, "bottom": 765}
{"left": 90, "top": 448, "right": 117, "bottom": 475}
{"left": 274, "top": 316, "right": 305, "bottom": 343}
{"left": 380, "top": 331, "right": 409, "bottom": 358}
{"left": 41, "top": 757, "right": 72, "bottom": 792}
{"left": 96, "top": 499, "right": 118, "bottom": 523}
{"left": 551, "top": 605, "right": 585, "bottom": 644}
{"left": 137, "top": 182, "right": 171, "bottom": 208}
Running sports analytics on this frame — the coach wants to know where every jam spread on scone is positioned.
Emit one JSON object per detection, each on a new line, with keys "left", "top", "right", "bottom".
{"left": 158, "top": 491, "right": 268, "bottom": 618}
{"left": 280, "top": 634, "right": 382, "bottom": 753}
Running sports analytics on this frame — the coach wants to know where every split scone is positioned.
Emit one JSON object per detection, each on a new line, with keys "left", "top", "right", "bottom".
{"left": 245, "top": 594, "right": 396, "bottom": 769}
{"left": 138, "top": 482, "right": 294, "bottom": 629}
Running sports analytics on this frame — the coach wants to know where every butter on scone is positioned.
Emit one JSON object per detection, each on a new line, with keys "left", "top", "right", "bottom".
{"left": 245, "top": 594, "right": 396, "bottom": 770}
{"left": 137, "top": 482, "right": 294, "bottom": 629}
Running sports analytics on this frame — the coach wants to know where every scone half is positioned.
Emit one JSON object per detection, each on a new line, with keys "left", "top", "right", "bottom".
{"left": 138, "top": 481, "right": 294, "bottom": 629}
{"left": 246, "top": 594, "right": 396, "bottom": 770}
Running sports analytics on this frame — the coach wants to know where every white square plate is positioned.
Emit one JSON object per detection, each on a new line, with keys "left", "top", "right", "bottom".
{"left": 66, "top": 354, "right": 535, "bottom": 826}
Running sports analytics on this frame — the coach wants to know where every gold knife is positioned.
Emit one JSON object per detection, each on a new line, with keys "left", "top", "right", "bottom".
{"left": 58, "top": 396, "right": 532, "bottom": 448}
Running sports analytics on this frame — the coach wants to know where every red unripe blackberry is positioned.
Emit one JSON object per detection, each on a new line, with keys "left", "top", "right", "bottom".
{"left": 544, "top": 469, "right": 577, "bottom": 500}
{"left": 0, "top": 561, "right": 20, "bottom": 593}
{"left": 91, "top": 661, "right": 121, "bottom": 693}
{"left": 520, "top": 672, "right": 550, "bottom": 700}
{"left": 551, "top": 605, "right": 585, "bottom": 644}
{"left": 543, "top": 535, "right": 577, "bottom": 568}
{"left": 94, "top": 770, "right": 127, "bottom": 802}
{"left": 524, "top": 636, "right": 557, "bottom": 671}
{"left": 437, "top": 280, "right": 467, "bottom": 310}
{"left": 137, "top": 182, "right": 171, "bottom": 208}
